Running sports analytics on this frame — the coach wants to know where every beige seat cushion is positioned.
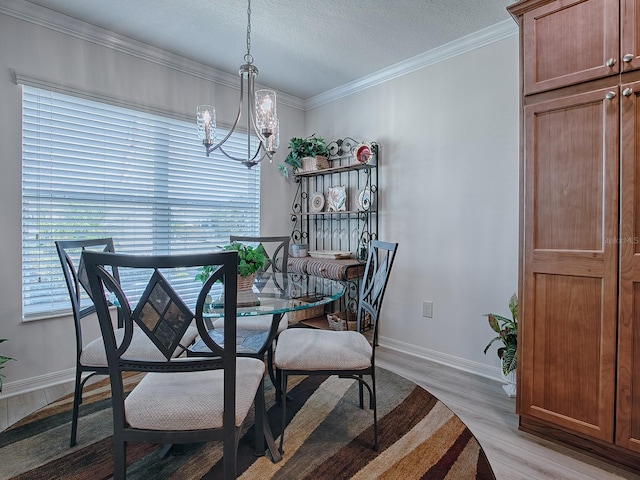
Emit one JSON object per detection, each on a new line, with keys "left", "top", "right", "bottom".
{"left": 80, "top": 326, "right": 199, "bottom": 367}
{"left": 124, "top": 357, "right": 265, "bottom": 430}
{"left": 212, "top": 314, "right": 287, "bottom": 334}
{"left": 274, "top": 329, "right": 372, "bottom": 371}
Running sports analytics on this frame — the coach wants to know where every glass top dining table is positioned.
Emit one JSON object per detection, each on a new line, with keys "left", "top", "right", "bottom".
{"left": 189, "top": 271, "right": 346, "bottom": 357}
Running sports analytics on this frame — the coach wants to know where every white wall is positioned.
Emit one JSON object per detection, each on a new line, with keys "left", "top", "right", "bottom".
{"left": 305, "top": 35, "right": 520, "bottom": 377}
{"left": 0, "top": 2, "right": 519, "bottom": 395}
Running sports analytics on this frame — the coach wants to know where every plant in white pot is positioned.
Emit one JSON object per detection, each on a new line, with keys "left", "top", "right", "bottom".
{"left": 278, "top": 134, "right": 329, "bottom": 178}
{"left": 483, "top": 293, "right": 518, "bottom": 397}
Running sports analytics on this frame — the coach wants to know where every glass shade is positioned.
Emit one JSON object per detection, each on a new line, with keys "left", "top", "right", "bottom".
{"left": 267, "top": 118, "right": 279, "bottom": 154}
{"left": 255, "top": 89, "right": 277, "bottom": 136}
{"left": 196, "top": 105, "right": 216, "bottom": 143}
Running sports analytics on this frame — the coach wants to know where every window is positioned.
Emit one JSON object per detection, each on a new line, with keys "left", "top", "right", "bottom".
{"left": 22, "top": 86, "right": 260, "bottom": 319}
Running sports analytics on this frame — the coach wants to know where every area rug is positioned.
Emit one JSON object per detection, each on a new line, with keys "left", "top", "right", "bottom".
{"left": 0, "top": 368, "right": 495, "bottom": 479}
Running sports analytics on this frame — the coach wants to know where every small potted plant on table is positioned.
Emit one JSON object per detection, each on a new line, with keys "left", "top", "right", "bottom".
{"left": 196, "top": 241, "right": 266, "bottom": 290}
{"left": 278, "top": 134, "right": 329, "bottom": 178}
{"left": 483, "top": 293, "right": 518, "bottom": 397}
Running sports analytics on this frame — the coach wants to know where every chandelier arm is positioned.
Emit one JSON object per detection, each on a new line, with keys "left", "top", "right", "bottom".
{"left": 246, "top": 70, "right": 269, "bottom": 145}
{"left": 205, "top": 74, "right": 246, "bottom": 156}
{"left": 218, "top": 143, "right": 262, "bottom": 164}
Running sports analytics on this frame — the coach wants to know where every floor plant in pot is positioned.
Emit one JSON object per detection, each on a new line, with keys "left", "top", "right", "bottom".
{"left": 483, "top": 293, "right": 518, "bottom": 397}
{"left": 278, "top": 134, "right": 329, "bottom": 178}
{"left": 0, "top": 338, "right": 14, "bottom": 393}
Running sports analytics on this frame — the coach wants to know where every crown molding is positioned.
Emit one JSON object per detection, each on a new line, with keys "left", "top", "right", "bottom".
{"left": 304, "top": 19, "right": 518, "bottom": 111}
{"left": 0, "top": 0, "right": 305, "bottom": 110}
{"left": 1, "top": 1, "right": 516, "bottom": 112}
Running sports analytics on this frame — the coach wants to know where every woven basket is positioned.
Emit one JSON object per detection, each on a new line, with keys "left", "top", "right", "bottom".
{"left": 327, "top": 312, "right": 357, "bottom": 331}
{"left": 236, "top": 273, "right": 256, "bottom": 290}
{"left": 287, "top": 298, "right": 325, "bottom": 323}
{"left": 298, "top": 155, "right": 330, "bottom": 172}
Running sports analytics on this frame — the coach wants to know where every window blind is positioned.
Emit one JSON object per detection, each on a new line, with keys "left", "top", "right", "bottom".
{"left": 22, "top": 86, "right": 260, "bottom": 319}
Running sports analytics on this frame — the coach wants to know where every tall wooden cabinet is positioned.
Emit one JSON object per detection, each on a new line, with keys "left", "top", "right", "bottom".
{"left": 509, "top": 0, "right": 640, "bottom": 470}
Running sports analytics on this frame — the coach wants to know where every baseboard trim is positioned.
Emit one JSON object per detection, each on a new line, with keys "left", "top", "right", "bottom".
{"left": 378, "top": 335, "right": 501, "bottom": 382}
{"left": 3, "top": 338, "right": 502, "bottom": 398}
{"left": 2, "top": 368, "right": 77, "bottom": 399}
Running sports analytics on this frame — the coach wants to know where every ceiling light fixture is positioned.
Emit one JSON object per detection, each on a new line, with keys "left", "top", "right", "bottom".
{"left": 196, "top": 0, "right": 278, "bottom": 168}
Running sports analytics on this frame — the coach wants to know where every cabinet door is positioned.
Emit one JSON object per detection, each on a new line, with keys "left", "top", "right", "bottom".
{"left": 522, "top": 0, "right": 619, "bottom": 95}
{"left": 520, "top": 86, "right": 619, "bottom": 442}
{"left": 621, "top": 0, "right": 640, "bottom": 73}
{"left": 618, "top": 80, "right": 640, "bottom": 453}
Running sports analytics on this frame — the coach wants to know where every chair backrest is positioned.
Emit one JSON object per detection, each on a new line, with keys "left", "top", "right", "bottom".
{"left": 55, "top": 238, "right": 119, "bottom": 351}
{"left": 230, "top": 235, "right": 290, "bottom": 275}
{"left": 357, "top": 240, "right": 398, "bottom": 345}
{"left": 81, "top": 251, "right": 240, "bottom": 407}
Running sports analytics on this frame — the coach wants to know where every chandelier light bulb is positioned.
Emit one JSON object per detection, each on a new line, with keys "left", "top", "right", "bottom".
{"left": 196, "top": 105, "right": 216, "bottom": 144}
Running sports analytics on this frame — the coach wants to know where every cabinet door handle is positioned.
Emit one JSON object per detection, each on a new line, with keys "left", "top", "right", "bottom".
{"left": 623, "top": 53, "right": 635, "bottom": 63}
{"left": 605, "top": 57, "right": 617, "bottom": 67}
{"left": 623, "top": 87, "right": 634, "bottom": 97}
{"left": 605, "top": 91, "right": 617, "bottom": 99}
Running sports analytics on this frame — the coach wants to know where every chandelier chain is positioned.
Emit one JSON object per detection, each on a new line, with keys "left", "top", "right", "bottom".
{"left": 245, "top": 0, "right": 253, "bottom": 64}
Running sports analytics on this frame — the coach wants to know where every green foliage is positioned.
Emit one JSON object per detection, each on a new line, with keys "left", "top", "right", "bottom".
{"left": 0, "top": 338, "right": 15, "bottom": 393}
{"left": 195, "top": 242, "right": 267, "bottom": 284}
{"left": 483, "top": 293, "right": 518, "bottom": 376}
{"left": 279, "top": 134, "right": 328, "bottom": 178}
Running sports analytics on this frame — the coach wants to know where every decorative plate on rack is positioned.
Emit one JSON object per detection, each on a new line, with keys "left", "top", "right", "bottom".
{"left": 310, "top": 192, "right": 325, "bottom": 212}
{"left": 354, "top": 142, "right": 373, "bottom": 164}
{"left": 358, "top": 187, "right": 372, "bottom": 211}
{"left": 327, "top": 186, "right": 347, "bottom": 212}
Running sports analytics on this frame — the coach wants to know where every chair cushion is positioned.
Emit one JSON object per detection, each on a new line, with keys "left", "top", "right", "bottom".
{"left": 274, "top": 329, "right": 372, "bottom": 371}
{"left": 80, "top": 326, "right": 199, "bottom": 367}
{"left": 124, "top": 357, "right": 265, "bottom": 430}
{"left": 212, "top": 314, "right": 287, "bottom": 334}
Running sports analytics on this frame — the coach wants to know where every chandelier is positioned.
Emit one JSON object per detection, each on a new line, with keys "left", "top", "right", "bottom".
{"left": 196, "top": 0, "right": 278, "bottom": 168}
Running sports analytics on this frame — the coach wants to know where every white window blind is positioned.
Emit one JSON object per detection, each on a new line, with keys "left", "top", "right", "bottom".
{"left": 22, "top": 86, "right": 260, "bottom": 319}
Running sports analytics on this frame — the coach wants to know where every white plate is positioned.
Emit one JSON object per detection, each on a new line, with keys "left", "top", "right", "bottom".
{"left": 358, "top": 187, "right": 372, "bottom": 210}
{"left": 309, "top": 192, "right": 324, "bottom": 212}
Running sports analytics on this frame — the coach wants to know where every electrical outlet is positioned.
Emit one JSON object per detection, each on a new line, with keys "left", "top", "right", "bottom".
{"left": 423, "top": 301, "right": 433, "bottom": 318}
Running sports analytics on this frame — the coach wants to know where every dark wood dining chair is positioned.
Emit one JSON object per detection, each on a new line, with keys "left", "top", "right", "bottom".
{"left": 82, "top": 249, "right": 281, "bottom": 479}
{"left": 55, "top": 238, "right": 199, "bottom": 447}
{"left": 275, "top": 239, "right": 398, "bottom": 452}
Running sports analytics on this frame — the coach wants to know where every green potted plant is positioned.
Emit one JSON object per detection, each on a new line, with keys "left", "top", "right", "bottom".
{"left": 483, "top": 293, "right": 518, "bottom": 396}
{"left": 196, "top": 241, "right": 267, "bottom": 290}
{"left": 0, "top": 339, "right": 14, "bottom": 393}
{"left": 278, "top": 134, "right": 329, "bottom": 178}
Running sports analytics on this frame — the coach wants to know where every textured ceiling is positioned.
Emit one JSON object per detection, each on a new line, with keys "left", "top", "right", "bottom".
{"left": 21, "top": 0, "right": 516, "bottom": 99}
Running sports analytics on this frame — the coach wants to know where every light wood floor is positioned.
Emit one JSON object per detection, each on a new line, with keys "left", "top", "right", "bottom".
{"left": 376, "top": 347, "right": 640, "bottom": 480}
{"left": 1, "top": 348, "right": 639, "bottom": 479}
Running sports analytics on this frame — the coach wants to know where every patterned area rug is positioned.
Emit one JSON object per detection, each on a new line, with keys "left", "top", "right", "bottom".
{"left": 0, "top": 368, "right": 495, "bottom": 479}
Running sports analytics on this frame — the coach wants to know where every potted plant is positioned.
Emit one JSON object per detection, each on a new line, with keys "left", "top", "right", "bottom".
{"left": 278, "top": 134, "right": 329, "bottom": 178}
{"left": 0, "top": 338, "right": 14, "bottom": 393}
{"left": 196, "top": 241, "right": 267, "bottom": 290}
{"left": 483, "top": 293, "right": 518, "bottom": 397}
